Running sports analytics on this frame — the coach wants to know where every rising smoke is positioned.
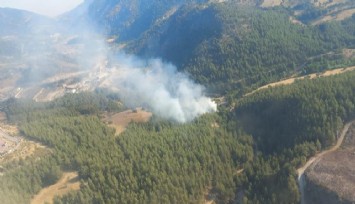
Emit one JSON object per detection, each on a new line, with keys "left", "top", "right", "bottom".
{"left": 2, "top": 2, "right": 217, "bottom": 123}
{"left": 107, "top": 54, "right": 217, "bottom": 123}
{"left": 62, "top": 7, "right": 218, "bottom": 123}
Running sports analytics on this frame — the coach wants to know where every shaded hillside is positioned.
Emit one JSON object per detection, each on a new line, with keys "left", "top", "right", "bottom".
{"left": 61, "top": 0, "right": 355, "bottom": 95}
{"left": 62, "top": 0, "right": 208, "bottom": 40}
{"left": 126, "top": 2, "right": 355, "bottom": 94}
{"left": 227, "top": 71, "right": 355, "bottom": 203}
{"left": 304, "top": 123, "right": 355, "bottom": 204}
{"left": 234, "top": 71, "right": 355, "bottom": 154}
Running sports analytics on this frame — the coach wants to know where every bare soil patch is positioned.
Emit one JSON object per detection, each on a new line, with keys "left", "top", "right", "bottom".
{"left": 103, "top": 108, "right": 152, "bottom": 135}
{"left": 0, "top": 140, "right": 48, "bottom": 164}
{"left": 261, "top": 0, "right": 282, "bottom": 7}
{"left": 0, "top": 125, "right": 21, "bottom": 158}
{"left": 0, "top": 122, "right": 19, "bottom": 136}
{"left": 289, "top": 16, "right": 304, "bottom": 25}
{"left": 31, "top": 172, "right": 80, "bottom": 204}
{"left": 0, "top": 123, "right": 48, "bottom": 166}
{"left": 211, "top": 122, "right": 220, "bottom": 129}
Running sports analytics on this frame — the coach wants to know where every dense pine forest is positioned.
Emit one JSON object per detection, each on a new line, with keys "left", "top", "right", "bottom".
{"left": 0, "top": 70, "right": 354, "bottom": 203}
{"left": 1, "top": 0, "right": 355, "bottom": 203}
{"left": 128, "top": 3, "right": 355, "bottom": 94}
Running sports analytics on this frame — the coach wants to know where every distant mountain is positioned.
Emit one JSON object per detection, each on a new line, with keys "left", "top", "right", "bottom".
{"left": 0, "top": 8, "right": 55, "bottom": 36}
{"left": 62, "top": 0, "right": 209, "bottom": 40}
{"left": 125, "top": 2, "right": 355, "bottom": 93}
{"left": 61, "top": 0, "right": 355, "bottom": 95}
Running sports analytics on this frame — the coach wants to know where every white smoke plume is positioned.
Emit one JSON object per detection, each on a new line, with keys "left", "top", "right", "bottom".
{"left": 0, "top": 2, "right": 217, "bottom": 123}
{"left": 106, "top": 54, "right": 217, "bottom": 123}
{"left": 62, "top": 18, "right": 218, "bottom": 123}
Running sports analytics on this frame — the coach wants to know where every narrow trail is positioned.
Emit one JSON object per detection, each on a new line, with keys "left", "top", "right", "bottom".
{"left": 297, "top": 121, "right": 354, "bottom": 204}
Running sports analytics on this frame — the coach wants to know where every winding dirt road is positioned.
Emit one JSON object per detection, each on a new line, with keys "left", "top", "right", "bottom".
{"left": 297, "top": 121, "right": 354, "bottom": 204}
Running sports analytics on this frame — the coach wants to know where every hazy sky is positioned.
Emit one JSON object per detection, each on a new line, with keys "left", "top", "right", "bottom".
{"left": 0, "top": 0, "right": 84, "bottom": 17}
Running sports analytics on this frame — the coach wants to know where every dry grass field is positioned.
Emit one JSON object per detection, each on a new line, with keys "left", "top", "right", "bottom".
{"left": 31, "top": 172, "right": 80, "bottom": 204}
{"left": 103, "top": 108, "right": 152, "bottom": 135}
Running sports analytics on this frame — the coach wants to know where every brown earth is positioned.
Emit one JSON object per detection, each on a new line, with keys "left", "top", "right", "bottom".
{"left": 103, "top": 108, "right": 152, "bottom": 135}
{"left": 0, "top": 120, "right": 48, "bottom": 166}
{"left": 260, "top": 0, "right": 283, "bottom": 7}
{"left": 31, "top": 172, "right": 80, "bottom": 204}
{"left": 0, "top": 140, "right": 48, "bottom": 164}
{"left": 304, "top": 122, "right": 355, "bottom": 203}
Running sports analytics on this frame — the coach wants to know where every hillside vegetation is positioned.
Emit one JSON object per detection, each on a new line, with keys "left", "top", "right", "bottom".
{"left": 222, "top": 71, "right": 355, "bottom": 203}
{"left": 1, "top": 0, "right": 355, "bottom": 203}
{"left": 1, "top": 92, "right": 254, "bottom": 203}
{"left": 0, "top": 71, "right": 354, "bottom": 203}
{"left": 124, "top": 2, "right": 355, "bottom": 94}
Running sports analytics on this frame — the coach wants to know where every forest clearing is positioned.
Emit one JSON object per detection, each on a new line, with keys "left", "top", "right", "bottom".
{"left": 31, "top": 172, "right": 80, "bottom": 204}
{"left": 103, "top": 108, "right": 152, "bottom": 135}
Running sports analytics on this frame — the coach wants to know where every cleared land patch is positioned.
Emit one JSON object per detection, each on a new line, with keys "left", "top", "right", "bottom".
{"left": 0, "top": 140, "right": 48, "bottom": 164}
{"left": 31, "top": 172, "right": 80, "bottom": 204}
{"left": 261, "top": 0, "right": 282, "bottom": 7}
{"left": 0, "top": 121, "right": 48, "bottom": 166}
{"left": 103, "top": 108, "right": 152, "bottom": 135}
{"left": 0, "top": 128, "right": 21, "bottom": 158}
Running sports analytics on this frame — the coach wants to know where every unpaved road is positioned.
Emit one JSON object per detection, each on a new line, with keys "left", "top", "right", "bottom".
{"left": 246, "top": 66, "right": 355, "bottom": 96}
{"left": 297, "top": 121, "right": 354, "bottom": 204}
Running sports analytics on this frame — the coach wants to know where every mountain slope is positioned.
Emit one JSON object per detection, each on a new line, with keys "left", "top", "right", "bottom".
{"left": 63, "top": 0, "right": 355, "bottom": 96}
{"left": 124, "top": 2, "right": 355, "bottom": 94}
{"left": 63, "top": 0, "right": 208, "bottom": 40}
{"left": 0, "top": 8, "right": 54, "bottom": 36}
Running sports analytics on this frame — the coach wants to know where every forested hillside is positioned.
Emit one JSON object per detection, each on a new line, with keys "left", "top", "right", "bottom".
{"left": 1, "top": 92, "right": 254, "bottom": 203}
{"left": 124, "top": 2, "right": 355, "bottom": 94}
{"left": 229, "top": 71, "right": 355, "bottom": 203}
{"left": 63, "top": 0, "right": 207, "bottom": 40}
{"left": 234, "top": 70, "right": 355, "bottom": 154}
{"left": 1, "top": 71, "right": 354, "bottom": 203}
{"left": 1, "top": 0, "right": 355, "bottom": 203}
{"left": 62, "top": 0, "right": 355, "bottom": 94}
